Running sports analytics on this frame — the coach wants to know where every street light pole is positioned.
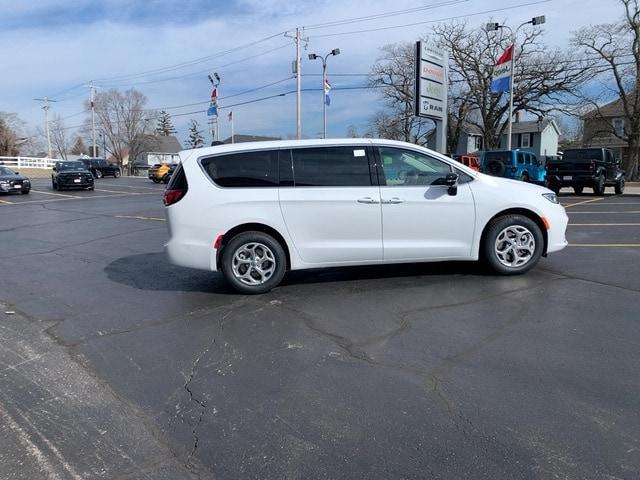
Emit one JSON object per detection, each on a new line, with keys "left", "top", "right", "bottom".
{"left": 309, "top": 48, "right": 340, "bottom": 139}
{"left": 486, "top": 16, "right": 545, "bottom": 150}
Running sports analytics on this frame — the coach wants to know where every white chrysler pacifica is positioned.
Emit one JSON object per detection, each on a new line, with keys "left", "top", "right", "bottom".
{"left": 164, "top": 139, "right": 568, "bottom": 294}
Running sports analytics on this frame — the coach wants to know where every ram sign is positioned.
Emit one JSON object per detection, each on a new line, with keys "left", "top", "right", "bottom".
{"left": 414, "top": 41, "right": 447, "bottom": 122}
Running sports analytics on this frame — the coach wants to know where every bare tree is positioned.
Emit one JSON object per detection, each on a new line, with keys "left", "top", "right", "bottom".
{"left": 49, "top": 114, "right": 70, "bottom": 159}
{"left": 88, "top": 88, "right": 155, "bottom": 174}
{"left": 433, "top": 21, "right": 590, "bottom": 151}
{"left": 368, "top": 43, "right": 435, "bottom": 146}
{"left": 0, "top": 112, "right": 25, "bottom": 156}
{"left": 572, "top": 0, "right": 640, "bottom": 179}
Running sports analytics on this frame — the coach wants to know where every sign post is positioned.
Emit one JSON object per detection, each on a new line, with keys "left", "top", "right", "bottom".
{"left": 415, "top": 42, "right": 448, "bottom": 154}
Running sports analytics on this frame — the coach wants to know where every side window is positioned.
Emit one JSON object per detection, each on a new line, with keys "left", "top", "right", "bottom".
{"left": 525, "top": 154, "right": 532, "bottom": 165}
{"left": 200, "top": 150, "right": 279, "bottom": 187}
{"left": 379, "top": 147, "right": 452, "bottom": 186}
{"left": 291, "top": 147, "right": 372, "bottom": 187}
{"left": 517, "top": 152, "right": 525, "bottom": 164}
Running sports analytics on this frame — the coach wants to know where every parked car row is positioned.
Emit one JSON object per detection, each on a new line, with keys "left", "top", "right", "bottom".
{"left": 460, "top": 147, "right": 625, "bottom": 195}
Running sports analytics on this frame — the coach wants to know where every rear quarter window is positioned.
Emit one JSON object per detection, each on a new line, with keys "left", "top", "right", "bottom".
{"left": 201, "top": 150, "right": 279, "bottom": 188}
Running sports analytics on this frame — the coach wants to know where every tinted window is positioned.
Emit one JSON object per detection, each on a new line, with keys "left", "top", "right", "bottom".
{"left": 483, "top": 151, "right": 513, "bottom": 165}
{"left": 563, "top": 149, "right": 603, "bottom": 162}
{"left": 58, "top": 161, "right": 86, "bottom": 171}
{"left": 291, "top": 147, "right": 371, "bottom": 187}
{"left": 517, "top": 152, "right": 525, "bottom": 164}
{"left": 201, "top": 150, "right": 278, "bottom": 188}
{"left": 379, "top": 147, "right": 452, "bottom": 186}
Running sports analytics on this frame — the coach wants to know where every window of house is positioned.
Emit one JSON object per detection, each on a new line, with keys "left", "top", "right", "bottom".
{"left": 474, "top": 136, "right": 483, "bottom": 150}
{"left": 521, "top": 133, "right": 531, "bottom": 148}
{"left": 613, "top": 118, "right": 625, "bottom": 137}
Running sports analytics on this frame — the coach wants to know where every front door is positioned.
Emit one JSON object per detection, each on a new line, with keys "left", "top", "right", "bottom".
{"left": 278, "top": 146, "right": 383, "bottom": 265}
{"left": 376, "top": 146, "right": 476, "bottom": 261}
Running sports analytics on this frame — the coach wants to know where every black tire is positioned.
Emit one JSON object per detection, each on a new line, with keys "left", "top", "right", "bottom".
{"left": 615, "top": 177, "right": 625, "bottom": 195}
{"left": 21, "top": 189, "right": 30, "bottom": 194}
{"left": 593, "top": 174, "right": 605, "bottom": 195}
{"left": 573, "top": 186, "right": 584, "bottom": 195}
{"left": 486, "top": 160, "right": 505, "bottom": 176}
{"left": 114, "top": 169, "right": 121, "bottom": 178}
{"left": 520, "top": 173, "right": 529, "bottom": 183}
{"left": 221, "top": 231, "right": 287, "bottom": 294}
{"left": 482, "top": 214, "right": 544, "bottom": 275}
{"left": 152, "top": 178, "right": 161, "bottom": 184}
{"left": 95, "top": 170, "right": 103, "bottom": 179}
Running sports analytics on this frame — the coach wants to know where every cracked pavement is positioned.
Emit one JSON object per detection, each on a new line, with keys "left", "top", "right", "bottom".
{"left": 1, "top": 178, "right": 639, "bottom": 479}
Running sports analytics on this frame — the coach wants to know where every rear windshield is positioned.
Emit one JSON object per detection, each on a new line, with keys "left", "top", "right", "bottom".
{"left": 58, "top": 161, "right": 86, "bottom": 170}
{"left": 562, "top": 149, "right": 603, "bottom": 162}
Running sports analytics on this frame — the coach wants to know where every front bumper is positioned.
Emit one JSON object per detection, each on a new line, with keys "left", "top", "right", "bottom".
{"left": 546, "top": 204, "right": 569, "bottom": 254}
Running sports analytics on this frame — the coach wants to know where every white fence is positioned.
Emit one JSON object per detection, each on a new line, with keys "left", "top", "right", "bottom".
{"left": 0, "top": 156, "right": 59, "bottom": 169}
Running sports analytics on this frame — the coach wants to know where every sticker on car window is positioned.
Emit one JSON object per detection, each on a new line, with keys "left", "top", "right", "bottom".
{"left": 353, "top": 149, "right": 365, "bottom": 157}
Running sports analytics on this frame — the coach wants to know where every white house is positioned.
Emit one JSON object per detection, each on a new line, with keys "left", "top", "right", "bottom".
{"left": 456, "top": 119, "right": 561, "bottom": 158}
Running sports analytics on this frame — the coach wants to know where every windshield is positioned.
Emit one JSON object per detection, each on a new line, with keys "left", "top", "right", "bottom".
{"left": 58, "top": 161, "right": 87, "bottom": 171}
{"left": 0, "top": 166, "right": 16, "bottom": 175}
{"left": 562, "top": 149, "right": 602, "bottom": 162}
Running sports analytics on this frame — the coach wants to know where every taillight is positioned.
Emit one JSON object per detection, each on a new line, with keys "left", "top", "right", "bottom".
{"left": 163, "top": 189, "right": 186, "bottom": 206}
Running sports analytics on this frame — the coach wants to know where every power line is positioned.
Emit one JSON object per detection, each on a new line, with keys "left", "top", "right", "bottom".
{"left": 308, "top": 0, "right": 552, "bottom": 38}
{"left": 303, "top": 0, "right": 469, "bottom": 30}
{"left": 93, "top": 31, "right": 287, "bottom": 84}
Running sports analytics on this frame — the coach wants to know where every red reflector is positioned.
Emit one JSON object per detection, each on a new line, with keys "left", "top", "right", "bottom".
{"left": 163, "top": 189, "right": 186, "bottom": 206}
{"left": 214, "top": 235, "right": 224, "bottom": 249}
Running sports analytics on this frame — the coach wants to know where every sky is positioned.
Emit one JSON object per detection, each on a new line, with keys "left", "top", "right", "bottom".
{"left": 0, "top": 0, "right": 624, "bottom": 149}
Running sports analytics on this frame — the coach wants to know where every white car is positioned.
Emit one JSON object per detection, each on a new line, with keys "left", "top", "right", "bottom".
{"left": 164, "top": 139, "right": 568, "bottom": 294}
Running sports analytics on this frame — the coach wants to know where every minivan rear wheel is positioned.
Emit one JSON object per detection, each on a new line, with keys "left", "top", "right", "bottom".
{"left": 221, "top": 231, "right": 286, "bottom": 294}
{"left": 482, "top": 215, "right": 544, "bottom": 275}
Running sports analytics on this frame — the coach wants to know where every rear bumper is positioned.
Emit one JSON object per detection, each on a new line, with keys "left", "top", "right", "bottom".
{"left": 547, "top": 174, "right": 595, "bottom": 187}
{"left": 164, "top": 238, "right": 217, "bottom": 271}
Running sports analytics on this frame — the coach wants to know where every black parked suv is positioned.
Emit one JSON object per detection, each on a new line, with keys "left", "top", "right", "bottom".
{"left": 546, "top": 148, "right": 625, "bottom": 195}
{"left": 81, "top": 158, "right": 121, "bottom": 178}
{"left": 52, "top": 161, "right": 94, "bottom": 191}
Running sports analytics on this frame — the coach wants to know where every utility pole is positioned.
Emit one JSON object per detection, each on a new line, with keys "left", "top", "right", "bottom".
{"left": 88, "top": 82, "right": 97, "bottom": 157}
{"left": 34, "top": 97, "right": 56, "bottom": 158}
{"left": 286, "top": 28, "right": 308, "bottom": 139}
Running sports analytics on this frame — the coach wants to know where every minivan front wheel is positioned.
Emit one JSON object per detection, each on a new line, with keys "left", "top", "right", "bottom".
{"left": 221, "top": 231, "right": 286, "bottom": 294}
{"left": 482, "top": 215, "right": 544, "bottom": 275}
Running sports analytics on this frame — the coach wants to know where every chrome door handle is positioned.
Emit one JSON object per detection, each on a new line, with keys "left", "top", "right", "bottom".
{"left": 357, "top": 197, "right": 380, "bottom": 204}
{"left": 381, "top": 197, "right": 405, "bottom": 204}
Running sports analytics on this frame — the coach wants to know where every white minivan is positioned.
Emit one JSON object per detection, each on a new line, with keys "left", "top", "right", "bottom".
{"left": 164, "top": 139, "right": 568, "bottom": 294}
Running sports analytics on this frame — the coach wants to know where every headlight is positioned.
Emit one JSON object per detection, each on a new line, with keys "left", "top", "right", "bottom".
{"left": 542, "top": 193, "right": 559, "bottom": 204}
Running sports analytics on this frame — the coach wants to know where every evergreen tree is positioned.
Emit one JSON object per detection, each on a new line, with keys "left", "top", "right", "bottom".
{"left": 70, "top": 136, "right": 87, "bottom": 155}
{"left": 155, "top": 110, "right": 177, "bottom": 136}
{"left": 186, "top": 119, "right": 205, "bottom": 148}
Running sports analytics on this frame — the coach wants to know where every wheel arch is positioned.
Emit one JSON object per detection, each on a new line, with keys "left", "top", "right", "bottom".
{"left": 480, "top": 208, "right": 549, "bottom": 256}
{"left": 217, "top": 223, "right": 291, "bottom": 270}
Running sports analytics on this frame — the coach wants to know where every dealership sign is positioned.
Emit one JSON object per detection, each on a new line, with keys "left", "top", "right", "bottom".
{"left": 415, "top": 41, "right": 447, "bottom": 122}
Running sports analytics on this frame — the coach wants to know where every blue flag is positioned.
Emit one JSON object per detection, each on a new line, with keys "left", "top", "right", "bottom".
{"left": 207, "top": 104, "right": 217, "bottom": 117}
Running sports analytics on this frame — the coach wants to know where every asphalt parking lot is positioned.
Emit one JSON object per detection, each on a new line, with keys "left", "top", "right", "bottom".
{"left": 1, "top": 177, "right": 639, "bottom": 479}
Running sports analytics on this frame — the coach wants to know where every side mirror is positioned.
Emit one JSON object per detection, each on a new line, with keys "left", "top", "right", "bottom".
{"left": 15, "top": 171, "right": 20, "bottom": 175}
{"left": 52, "top": 167, "right": 57, "bottom": 172}
{"left": 445, "top": 173, "right": 459, "bottom": 196}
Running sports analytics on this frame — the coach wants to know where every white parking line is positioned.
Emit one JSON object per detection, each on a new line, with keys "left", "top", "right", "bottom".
{"left": 0, "top": 198, "right": 13, "bottom": 204}
{"left": 115, "top": 215, "right": 166, "bottom": 222}
{"left": 568, "top": 211, "right": 640, "bottom": 214}
{"left": 569, "top": 223, "right": 640, "bottom": 226}
{"left": 568, "top": 244, "right": 640, "bottom": 247}
{"left": 30, "top": 189, "right": 80, "bottom": 198}
{"left": 563, "top": 198, "right": 604, "bottom": 208}
{"left": 93, "top": 188, "right": 139, "bottom": 194}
